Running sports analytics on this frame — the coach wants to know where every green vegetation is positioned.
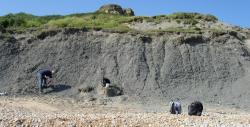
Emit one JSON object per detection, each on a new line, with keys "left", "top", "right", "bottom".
{"left": 0, "top": 13, "right": 61, "bottom": 29}
{"left": 146, "top": 27, "right": 202, "bottom": 35}
{"left": 0, "top": 12, "right": 218, "bottom": 33}
{"left": 144, "top": 28, "right": 228, "bottom": 36}
{"left": 168, "top": 12, "right": 217, "bottom": 22}
{"left": 149, "top": 12, "right": 217, "bottom": 25}
{"left": 46, "top": 13, "right": 132, "bottom": 30}
{"left": 0, "top": 12, "right": 133, "bottom": 31}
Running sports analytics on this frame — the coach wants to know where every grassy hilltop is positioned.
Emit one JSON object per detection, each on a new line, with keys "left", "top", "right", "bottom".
{"left": 0, "top": 12, "right": 218, "bottom": 33}
{"left": 1, "top": 4, "right": 248, "bottom": 36}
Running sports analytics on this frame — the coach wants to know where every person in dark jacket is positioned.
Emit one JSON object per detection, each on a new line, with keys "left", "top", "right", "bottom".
{"left": 169, "top": 99, "right": 182, "bottom": 114}
{"left": 102, "top": 77, "right": 111, "bottom": 88}
{"left": 36, "top": 69, "right": 54, "bottom": 93}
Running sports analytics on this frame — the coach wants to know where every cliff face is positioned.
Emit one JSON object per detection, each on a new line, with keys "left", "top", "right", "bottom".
{"left": 0, "top": 29, "right": 250, "bottom": 106}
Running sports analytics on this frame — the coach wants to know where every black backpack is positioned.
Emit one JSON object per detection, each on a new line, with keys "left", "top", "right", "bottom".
{"left": 188, "top": 101, "right": 203, "bottom": 116}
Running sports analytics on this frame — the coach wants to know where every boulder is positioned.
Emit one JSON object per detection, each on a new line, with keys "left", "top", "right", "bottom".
{"left": 97, "top": 4, "right": 124, "bottom": 15}
{"left": 106, "top": 86, "right": 123, "bottom": 97}
{"left": 97, "top": 4, "right": 135, "bottom": 16}
{"left": 97, "top": 85, "right": 123, "bottom": 97}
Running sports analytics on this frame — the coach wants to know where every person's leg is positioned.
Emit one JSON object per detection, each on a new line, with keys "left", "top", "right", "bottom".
{"left": 175, "top": 107, "right": 178, "bottom": 114}
{"left": 175, "top": 105, "right": 181, "bottom": 114}
{"left": 37, "top": 73, "right": 43, "bottom": 93}
{"left": 42, "top": 78, "right": 47, "bottom": 88}
{"left": 177, "top": 106, "right": 181, "bottom": 114}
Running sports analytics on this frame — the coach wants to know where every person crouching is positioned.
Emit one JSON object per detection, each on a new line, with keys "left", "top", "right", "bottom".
{"left": 36, "top": 69, "right": 54, "bottom": 94}
{"left": 169, "top": 100, "right": 182, "bottom": 114}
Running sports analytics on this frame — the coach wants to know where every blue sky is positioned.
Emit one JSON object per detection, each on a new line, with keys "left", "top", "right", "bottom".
{"left": 1, "top": 0, "right": 249, "bottom": 28}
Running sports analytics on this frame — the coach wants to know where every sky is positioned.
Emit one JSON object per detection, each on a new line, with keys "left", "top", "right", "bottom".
{"left": 0, "top": 0, "right": 249, "bottom": 28}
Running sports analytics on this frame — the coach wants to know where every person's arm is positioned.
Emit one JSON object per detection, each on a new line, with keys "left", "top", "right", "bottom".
{"left": 45, "top": 76, "right": 53, "bottom": 85}
{"left": 105, "top": 83, "right": 110, "bottom": 88}
{"left": 169, "top": 102, "right": 173, "bottom": 113}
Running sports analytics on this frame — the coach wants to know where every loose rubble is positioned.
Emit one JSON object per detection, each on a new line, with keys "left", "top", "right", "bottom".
{"left": 0, "top": 96, "right": 250, "bottom": 127}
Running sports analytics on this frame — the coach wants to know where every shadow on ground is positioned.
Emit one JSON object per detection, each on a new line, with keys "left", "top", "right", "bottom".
{"left": 106, "top": 86, "right": 123, "bottom": 97}
{"left": 44, "top": 84, "right": 71, "bottom": 94}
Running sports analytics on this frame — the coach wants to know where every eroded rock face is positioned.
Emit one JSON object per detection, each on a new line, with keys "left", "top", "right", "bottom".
{"left": 0, "top": 29, "right": 250, "bottom": 107}
{"left": 97, "top": 4, "right": 135, "bottom": 16}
